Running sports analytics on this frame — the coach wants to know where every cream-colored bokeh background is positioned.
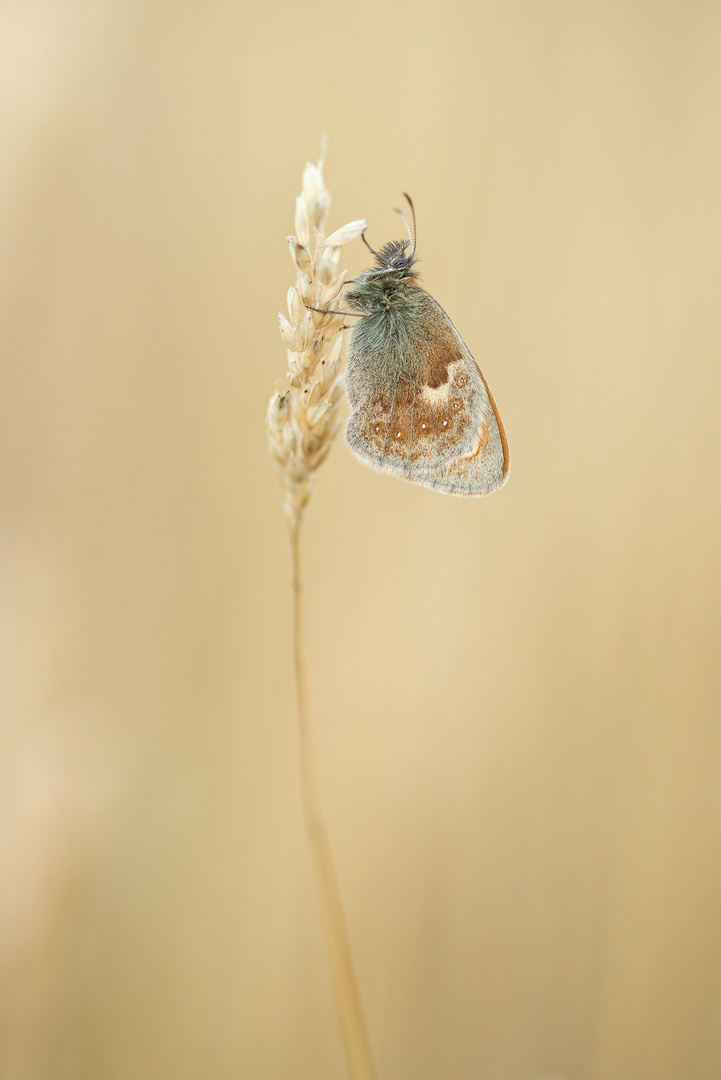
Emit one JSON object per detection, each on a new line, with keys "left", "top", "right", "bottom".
{"left": 2, "top": 2, "right": 720, "bottom": 1078}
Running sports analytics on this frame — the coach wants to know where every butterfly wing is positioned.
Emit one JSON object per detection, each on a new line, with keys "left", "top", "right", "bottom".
{"left": 345, "top": 292, "right": 509, "bottom": 496}
{"left": 411, "top": 360, "right": 510, "bottom": 496}
{"left": 346, "top": 293, "right": 489, "bottom": 472}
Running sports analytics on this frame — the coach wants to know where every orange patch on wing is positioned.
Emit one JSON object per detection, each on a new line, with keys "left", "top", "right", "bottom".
{"left": 416, "top": 312, "right": 463, "bottom": 389}
{"left": 414, "top": 399, "right": 435, "bottom": 437}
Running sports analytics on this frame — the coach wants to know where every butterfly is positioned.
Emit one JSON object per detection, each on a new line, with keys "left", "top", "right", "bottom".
{"left": 342, "top": 196, "right": 509, "bottom": 497}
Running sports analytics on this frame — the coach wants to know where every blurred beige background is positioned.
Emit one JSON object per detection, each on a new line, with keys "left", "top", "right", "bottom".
{"left": 2, "top": 1, "right": 720, "bottom": 1078}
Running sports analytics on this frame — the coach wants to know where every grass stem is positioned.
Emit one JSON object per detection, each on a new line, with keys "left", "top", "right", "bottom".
{"left": 289, "top": 513, "right": 376, "bottom": 1080}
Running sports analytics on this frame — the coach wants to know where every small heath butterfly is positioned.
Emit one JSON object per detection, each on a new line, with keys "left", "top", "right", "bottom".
{"left": 343, "top": 196, "right": 510, "bottom": 497}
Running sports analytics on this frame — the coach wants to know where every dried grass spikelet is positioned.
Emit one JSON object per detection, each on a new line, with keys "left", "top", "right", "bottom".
{"left": 266, "top": 157, "right": 366, "bottom": 526}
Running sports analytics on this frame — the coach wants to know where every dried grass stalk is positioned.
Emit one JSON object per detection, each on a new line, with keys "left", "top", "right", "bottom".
{"left": 266, "top": 155, "right": 375, "bottom": 1080}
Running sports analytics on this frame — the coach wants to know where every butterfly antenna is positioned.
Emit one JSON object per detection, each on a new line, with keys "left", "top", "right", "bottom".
{"left": 361, "top": 230, "right": 379, "bottom": 256}
{"left": 394, "top": 205, "right": 413, "bottom": 253}
{"left": 396, "top": 193, "right": 417, "bottom": 255}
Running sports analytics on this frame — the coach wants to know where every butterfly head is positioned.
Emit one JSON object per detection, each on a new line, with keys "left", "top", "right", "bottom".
{"left": 371, "top": 239, "right": 416, "bottom": 274}
{"left": 343, "top": 194, "right": 421, "bottom": 314}
{"left": 344, "top": 239, "right": 420, "bottom": 313}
